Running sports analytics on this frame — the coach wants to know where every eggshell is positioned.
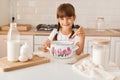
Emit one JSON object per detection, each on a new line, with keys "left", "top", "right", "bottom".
{"left": 28, "top": 54, "right": 33, "bottom": 60}
{"left": 19, "top": 56, "right": 28, "bottom": 62}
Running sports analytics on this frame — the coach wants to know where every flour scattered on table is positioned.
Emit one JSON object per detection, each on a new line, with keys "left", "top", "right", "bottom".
{"left": 72, "top": 58, "right": 116, "bottom": 80}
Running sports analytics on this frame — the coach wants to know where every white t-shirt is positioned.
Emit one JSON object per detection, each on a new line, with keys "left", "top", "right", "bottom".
{"left": 48, "top": 29, "right": 80, "bottom": 45}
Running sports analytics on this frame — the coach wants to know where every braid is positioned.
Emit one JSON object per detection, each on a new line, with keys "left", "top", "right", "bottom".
{"left": 69, "top": 30, "right": 74, "bottom": 39}
{"left": 69, "top": 24, "right": 74, "bottom": 39}
{"left": 53, "top": 23, "right": 60, "bottom": 41}
{"left": 53, "top": 34, "right": 58, "bottom": 41}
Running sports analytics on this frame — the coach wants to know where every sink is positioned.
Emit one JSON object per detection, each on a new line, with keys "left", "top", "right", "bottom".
{"left": 107, "top": 29, "right": 120, "bottom": 33}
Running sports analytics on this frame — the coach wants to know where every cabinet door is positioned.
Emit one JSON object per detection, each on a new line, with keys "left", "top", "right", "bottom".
{"left": 84, "top": 36, "right": 110, "bottom": 56}
{"left": 0, "top": 35, "right": 7, "bottom": 57}
{"left": 110, "top": 37, "right": 120, "bottom": 67}
{"left": 0, "top": 35, "right": 33, "bottom": 58}
{"left": 34, "top": 35, "right": 48, "bottom": 52}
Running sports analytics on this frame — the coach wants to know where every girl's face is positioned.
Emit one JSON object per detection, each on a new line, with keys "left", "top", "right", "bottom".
{"left": 58, "top": 16, "right": 75, "bottom": 29}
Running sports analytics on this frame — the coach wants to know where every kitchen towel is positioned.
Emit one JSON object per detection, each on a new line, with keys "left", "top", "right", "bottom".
{"left": 72, "top": 58, "right": 116, "bottom": 80}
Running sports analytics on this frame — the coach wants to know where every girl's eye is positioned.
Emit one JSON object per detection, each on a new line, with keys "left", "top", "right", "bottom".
{"left": 61, "top": 18, "right": 64, "bottom": 20}
{"left": 67, "top": 17, "right": 72, "bottom": 19}
{"left": 59, "top": 17, "right": 72, "bottom": 20}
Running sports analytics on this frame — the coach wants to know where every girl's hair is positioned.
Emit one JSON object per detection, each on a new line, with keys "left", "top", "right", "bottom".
{"left": 53, "top": 3, "right": 75, "bottom": 40}
{"left": 57, "top": 3, "right": 75, "bottom": 18}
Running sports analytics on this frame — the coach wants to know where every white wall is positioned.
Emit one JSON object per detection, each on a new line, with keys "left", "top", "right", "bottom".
{"left": 0, "top": 0, "right": 10, "bottom": 26}
{"left": 11, "top": 0, "right": 120, "bottom": 29}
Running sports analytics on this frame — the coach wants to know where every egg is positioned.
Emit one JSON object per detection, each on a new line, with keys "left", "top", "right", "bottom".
{"left": 28, "top": 54, "right": 33, "bottom": 60}
{"left": 19, "top": 55, "right": 28, "bottom": 62}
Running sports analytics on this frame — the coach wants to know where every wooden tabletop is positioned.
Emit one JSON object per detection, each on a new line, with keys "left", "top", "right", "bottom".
{"left": 0, "top": 28, "right": 120, "bottom": 37}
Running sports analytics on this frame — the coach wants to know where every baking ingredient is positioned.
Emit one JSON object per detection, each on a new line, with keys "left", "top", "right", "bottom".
{"left": 7, "top": 41, "right": 21, "bottom": 61}
{"left": 7, "top": 17, "right": 20, "bottom": 62}
{"left": 92, "top": 45, "right": 106, "bottom": 66}
{"left": 19, "top": 42, "right": 33, "bottom": 62}
{"left": 18, "top": 55, "right": 28, "bottom": 62}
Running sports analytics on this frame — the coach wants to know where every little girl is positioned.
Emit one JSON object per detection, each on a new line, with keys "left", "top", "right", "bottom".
{"left": 40, "top": 3, "right": 85, "bottom": 55}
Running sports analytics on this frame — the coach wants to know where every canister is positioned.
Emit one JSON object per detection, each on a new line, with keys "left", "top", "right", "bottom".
{"left": 92, "top": 39, "right": 110, "bottom": 69}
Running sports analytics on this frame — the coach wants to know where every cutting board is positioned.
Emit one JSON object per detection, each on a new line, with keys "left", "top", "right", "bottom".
{"left": 0, "top": 55, "right": 50, "bottom": 72}
{"left": 1, "top": 24, "right": 32, "bottom": 31}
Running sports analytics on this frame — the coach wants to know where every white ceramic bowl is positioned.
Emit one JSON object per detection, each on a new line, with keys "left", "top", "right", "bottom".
{"left": 47, "top": 41, "right": 78, "bottom": 59}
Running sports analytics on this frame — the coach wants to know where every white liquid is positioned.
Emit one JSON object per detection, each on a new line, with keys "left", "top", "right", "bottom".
{"left": 7, "top": 41, "right": 21, "bottom": 61}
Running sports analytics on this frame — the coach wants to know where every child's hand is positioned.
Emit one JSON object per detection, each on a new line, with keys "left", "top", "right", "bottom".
{"left": 39, "top": 39, "right": 51, "bottom": 52}
{"left": 71, "top": 26, "right": 84, "bottom": 39}
{"left": 40, "top": 44, "right": 48, "bottom": 52}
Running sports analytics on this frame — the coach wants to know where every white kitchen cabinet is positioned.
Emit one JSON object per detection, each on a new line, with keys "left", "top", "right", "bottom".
{"left": 0, "top": 35, "right": 33, "bottom": 58}
{"left": 34, "top": 35, "right": 48, "bottom": 52}
{"left": 110, "top": 37, "right": 120, "bottom": 67}
{"left": 0, "top": 35, "right": 7, "bottom": 57}
{"left": 84, "top": 36, "right": 111, "bottom": 56}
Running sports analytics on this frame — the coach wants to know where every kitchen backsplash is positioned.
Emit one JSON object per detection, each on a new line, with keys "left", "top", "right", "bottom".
{"left": 0, "top": 0, "right": 10, "bottom": 26}
{"left": 10, "top": 0, "right": 120, "bottom": 29}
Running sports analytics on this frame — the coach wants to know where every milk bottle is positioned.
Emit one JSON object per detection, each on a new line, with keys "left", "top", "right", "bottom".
{"left": 7, "top": 17, "right": 20, "bottom": 61}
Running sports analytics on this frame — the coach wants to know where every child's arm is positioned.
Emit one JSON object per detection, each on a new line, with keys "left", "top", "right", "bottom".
{"left": 72, "top": 26, "right": 85, "bottom": 55}
{"left": 39, "top": 39, "right": 51, "bottom": 52}
{"left": 75, "top": 32, "right": 85, "bottom": 55}
{"left": 39, "top": 29, "right": 57, "bottom": 52}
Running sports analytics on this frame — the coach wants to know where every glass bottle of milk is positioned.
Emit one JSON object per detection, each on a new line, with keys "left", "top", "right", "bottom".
{"left": 7, "top": 17, "right": 20, "bottom": 62}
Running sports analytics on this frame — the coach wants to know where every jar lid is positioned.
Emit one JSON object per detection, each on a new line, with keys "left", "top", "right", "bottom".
{"left": 92, "top": 39, "right": 110, "bottom": 45}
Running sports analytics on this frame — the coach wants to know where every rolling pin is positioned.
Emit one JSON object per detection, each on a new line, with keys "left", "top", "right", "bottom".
{"left": 68, "top": 53, "right": 90, "bottom": 64}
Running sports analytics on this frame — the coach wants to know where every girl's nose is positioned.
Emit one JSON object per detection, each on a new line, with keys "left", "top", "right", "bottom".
{"left": 63, "top": 18, "right": 68, "bottom": 23}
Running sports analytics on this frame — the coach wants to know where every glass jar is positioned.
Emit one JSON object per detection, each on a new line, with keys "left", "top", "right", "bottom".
{"left": 92, "top": 39, "right": 110, "bottom": 69}
{"left": 96, "top": 17, "right": 105, "bottom": 31}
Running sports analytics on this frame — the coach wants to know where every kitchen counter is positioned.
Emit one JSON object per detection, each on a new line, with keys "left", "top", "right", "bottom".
{"left": 0, "top": 61, "right": 120, "bottom": 80}
{"left": 0, "top": 63, "right": 88, "bottom": 80}
{"left": 0, "top": 28, "right": 120, "bottom": 37}
{"left": 84, "top": 29, "right": 120, "bottom": 37}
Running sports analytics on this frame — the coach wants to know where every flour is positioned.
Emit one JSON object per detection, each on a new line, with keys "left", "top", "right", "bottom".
{"left": 92, "top": 45, "right": 110, "bottom": 70}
